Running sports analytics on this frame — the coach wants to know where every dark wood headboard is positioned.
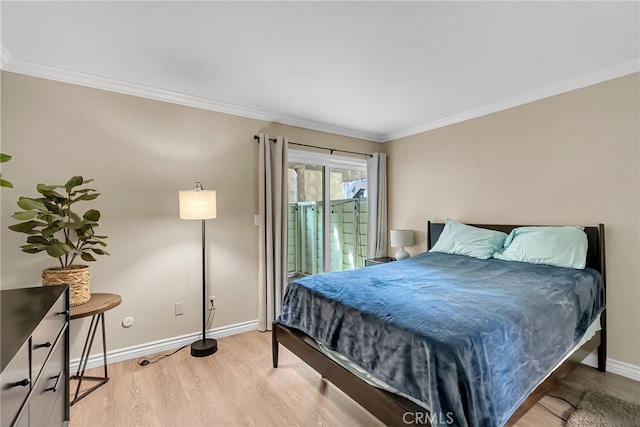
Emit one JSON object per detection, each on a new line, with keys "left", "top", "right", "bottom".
{"left": 426, "top": 221, "right": 606, "bottom": 279}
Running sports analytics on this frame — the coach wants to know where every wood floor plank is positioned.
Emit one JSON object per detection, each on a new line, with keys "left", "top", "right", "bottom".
{"left": 70, "top": 331, "right": 640, "bottom": 427}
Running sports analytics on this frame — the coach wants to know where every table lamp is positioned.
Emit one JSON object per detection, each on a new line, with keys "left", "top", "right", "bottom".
{"left": 390, "top": 229, "right": 414, "bottom": 260}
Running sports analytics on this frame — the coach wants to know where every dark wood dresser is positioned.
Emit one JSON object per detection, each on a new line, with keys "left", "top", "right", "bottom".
{"left": 1, "top": 285, "right": 70, "bottom": 427}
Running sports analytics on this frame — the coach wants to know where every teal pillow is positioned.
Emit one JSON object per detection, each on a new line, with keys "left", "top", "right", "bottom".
{"left": 430, "top": 219, "right": 508, "bottom": 260}
{"left": 493, "top": 226, "right": 588, "bottom": 269}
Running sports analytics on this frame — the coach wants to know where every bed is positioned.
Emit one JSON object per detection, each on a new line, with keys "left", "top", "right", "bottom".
{"left": 272, "top": 222, "right": 606, "bottom": 426}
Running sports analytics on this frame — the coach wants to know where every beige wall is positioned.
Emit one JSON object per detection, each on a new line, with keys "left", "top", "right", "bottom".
{"left": 0, "top": 72, "right": 382, "bottom": 358}
{"left": 2, "top": 70, "right": 638, "bottom": 368}
{"left": 386, "top": 73, "right": 640, "bottom": 366}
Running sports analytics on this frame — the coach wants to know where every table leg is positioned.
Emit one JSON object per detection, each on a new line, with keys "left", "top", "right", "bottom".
{"left": 70, "top": 313, "right": 110, "bottom": 406}
{"left": 101, "top": 311, "right": 108, "bottom": 380}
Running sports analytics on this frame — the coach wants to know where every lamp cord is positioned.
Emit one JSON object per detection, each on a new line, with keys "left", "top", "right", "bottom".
{"left": 535, "top": 402, "right": 568, "bottom": 423}
{"left": 137, "top": 306, "right": 216, "bottom": 366}
{"left": 546, "top": 393, "right": 578, "bottom": 409}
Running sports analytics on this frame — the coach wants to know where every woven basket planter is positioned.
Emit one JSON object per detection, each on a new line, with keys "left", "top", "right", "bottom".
{"left": 42, "top": 265, "right": 91, "bottom": 306}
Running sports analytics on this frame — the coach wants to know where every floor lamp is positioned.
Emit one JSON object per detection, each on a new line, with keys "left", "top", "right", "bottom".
{"left": 179, "top": 182, "right": 218, "bottom": 357}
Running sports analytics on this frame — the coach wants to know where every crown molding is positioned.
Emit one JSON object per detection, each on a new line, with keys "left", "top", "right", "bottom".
{"left": 1, "top": 56, "right": 385, "bottom": 143}
{"left": 382, "top": 59, "right": 640, "bottom": 142}
{"left": 2, "top": 50, "right": 637, "bottom": 144}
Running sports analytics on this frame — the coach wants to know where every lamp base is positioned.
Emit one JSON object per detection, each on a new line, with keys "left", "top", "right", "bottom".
{"left": 191, "top": 338, "right": 218, "bottom": 357}
{"left": 395, "top": 248, "right": 410, "bottom": 260}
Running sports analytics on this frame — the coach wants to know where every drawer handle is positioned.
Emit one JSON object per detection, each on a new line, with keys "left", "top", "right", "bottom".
{"left": 45, "top": 372, "right": 62, "bottom": 393}
{"left": 33, "top": 341, "right": 52, "bottom": 349}
{"left": 56, "top": 310, "right": 70, "bottom": 316}
{"left": 7, "top": 378, "right": 30, "bottom": 389}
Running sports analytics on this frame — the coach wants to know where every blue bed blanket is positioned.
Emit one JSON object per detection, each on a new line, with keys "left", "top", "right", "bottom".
{"left": 277, "top": 252, "right": 604, "bottom": 427}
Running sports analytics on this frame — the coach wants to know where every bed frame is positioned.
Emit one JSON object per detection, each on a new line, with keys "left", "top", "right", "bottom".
{"left": 272, "top": 222, "right": 606, "bottom": 426}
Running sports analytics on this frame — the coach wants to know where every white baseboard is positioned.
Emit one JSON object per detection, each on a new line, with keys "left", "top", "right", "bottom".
{"left": 70, "top": 319, "right": 258, "bottom": 372}
{"left": 71, "top": 322, "right": 640, "bottom": 384}
{"left": 581, "top": 354, "right": 640, "bottom": 382}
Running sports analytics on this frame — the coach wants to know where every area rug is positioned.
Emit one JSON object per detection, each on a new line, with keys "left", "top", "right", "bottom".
{"left": 566, "top": 390, "right": 640, "bottom": 427}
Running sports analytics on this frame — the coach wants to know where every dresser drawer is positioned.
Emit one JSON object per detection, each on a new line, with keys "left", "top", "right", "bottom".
{"left": 31, "top": 294, "right": 66, "bottom": 383}
{"left": 45, "top": 376, "right": 66, "bottom": 427}
{"left": 29, "top": 333, "right": 65, "bottom": 427}
{"left": 1, "top": 340, "right": 31, "bottom": 427}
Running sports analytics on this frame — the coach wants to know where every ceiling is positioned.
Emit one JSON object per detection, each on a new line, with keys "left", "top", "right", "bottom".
{"left": 1, "top": 1, "right": 638, "bottom": 143}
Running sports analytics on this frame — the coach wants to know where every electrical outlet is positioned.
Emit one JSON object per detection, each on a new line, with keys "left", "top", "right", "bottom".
{"left": 208, "top": 296, "right": 216, "bottom": 310}
{"left": 122, "top": 316, "right": 134, "bottom": 327}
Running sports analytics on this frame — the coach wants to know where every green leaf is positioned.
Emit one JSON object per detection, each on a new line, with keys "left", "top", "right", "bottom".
{"left": 74, "top": 225, "right": 93, "bottom": 235}
{"left": 0, "top": 156, "right": 14, "bottom": 187}
{"left": 36, "top": 183, "right": 62, "bottom": 193}
{"left": 38, "top": 212, "right": 58, "bottom": 223}
{"left": 8, "top": 220, "right": 46, "bottom": 234}
{"left": 11, "top": 211, "right": 38, "bottom": 221}
{"left": 65, "top": 176, "right": 84, "bottom": 192}
{"left": 41, "top": 221, "right": 64, "bottom": 237}
{"left": 43, "top": 203, "right": 64, "bottom": 216}
{"left": 80, "top": 252, "right": 97, "bottom": 262}
{"left": 89, "top": 248, "right": 108, "bottom": 255}
{"left": 17, "top": 197, "right": 47, "bottom": 211}
{"left": 66, "top": 220, "right": 87, "bottom": 230}
{"left": 22, "top": 247, "right": 45, "bottom": 254}
{"left": 20, "top": 243, "right": 48, "bottom": 252}
{"left": 83, "top": 209, "right": 101, "bottom": 221}
{"left": 26, "top": 236, "right": 49, "bottom": 244}
{"left": 73, "top": 188, "right": 96, "bottom": 194}
{"left": 46, "top": 242, "right": 71, "bottom": 258}
{"left": 38, "top": 191, "right": 66, "bottom": 200}
{"left": 75, "top": 193, "right": 99, "bottom": 202}
{"left": 80, "top": 227, "right": 94, "bottom": 237}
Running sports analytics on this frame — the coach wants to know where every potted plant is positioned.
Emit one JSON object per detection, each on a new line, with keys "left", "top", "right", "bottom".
{"left": 9, "top": 176, "right": 109, "bottom": 306}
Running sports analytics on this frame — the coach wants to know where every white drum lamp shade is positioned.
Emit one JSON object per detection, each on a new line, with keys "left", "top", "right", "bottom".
{"left": 179, "top": 188, "right": 216, "bottom": 220}
{"left": 390, "top": 229, "right": 414, "bottom": 260}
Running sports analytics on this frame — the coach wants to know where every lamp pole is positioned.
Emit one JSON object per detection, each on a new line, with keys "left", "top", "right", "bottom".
{"left": 201, "top": 217, "right": 206, "bottom": 344}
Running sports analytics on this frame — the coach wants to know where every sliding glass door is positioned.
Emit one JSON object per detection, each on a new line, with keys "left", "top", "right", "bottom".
{"left": 287, "top": 150, "right": 367, "bottom": 280}
{"left": 287, "top": 161, "right": 324, "bottom": 278}
{"left": 328, "top": 166, "right": 367, "bottom": 272}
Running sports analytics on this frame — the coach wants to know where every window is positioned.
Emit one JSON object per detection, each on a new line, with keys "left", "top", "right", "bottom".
{"left": 288, "top": 150, "right": 367, "bottom": 279}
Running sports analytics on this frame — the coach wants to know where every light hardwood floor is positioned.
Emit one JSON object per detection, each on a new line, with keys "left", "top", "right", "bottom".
{"left": 70, "top": 331, "right": 640, "bottom": 427}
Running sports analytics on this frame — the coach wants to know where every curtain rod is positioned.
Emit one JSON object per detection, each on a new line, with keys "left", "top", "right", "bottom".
{"left": 253, "top": 134, "right": 372, "bottom": 158}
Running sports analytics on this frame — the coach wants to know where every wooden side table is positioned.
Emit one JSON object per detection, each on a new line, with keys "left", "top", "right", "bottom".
{"left": 69, "top": 293, "right": 121, "bottom": 406}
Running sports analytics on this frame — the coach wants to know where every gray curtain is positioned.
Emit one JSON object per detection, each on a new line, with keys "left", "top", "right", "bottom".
{"left": 367, "top": 153, "right": 388, "bottom": 258}
{"left": 257, "top": 134, "right": 288, "bottom": 331}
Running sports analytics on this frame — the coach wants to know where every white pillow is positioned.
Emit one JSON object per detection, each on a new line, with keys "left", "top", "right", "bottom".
{"left": 430, "top": 219, "right": 508, "bottom": 260}
{"left": 493, "top": 226, "right": 588, "bottom": 269}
